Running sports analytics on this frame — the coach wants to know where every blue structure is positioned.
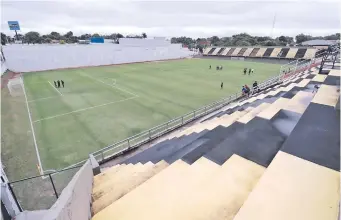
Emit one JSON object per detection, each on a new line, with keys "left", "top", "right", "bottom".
{"left": 90, "top": 37, "right": 104, "bottom": 43}
{"left": 8, "top": 21, "right": 20, "bottom": 31}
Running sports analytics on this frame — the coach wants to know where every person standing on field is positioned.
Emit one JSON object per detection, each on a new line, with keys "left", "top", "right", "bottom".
{"left": 221, "top": 82, "right": 223, "bottom": 89}
{"left": 54, "top": 81, "right": 57, "bottom": 87}
{"left": 61, "top": 80, "right": 64, "bottom": 88}
{"left": 249, "top": 68, "right": 251, "bottom": 75}
{"left": 57, "top": 80, "right": 61, "bottom": 88}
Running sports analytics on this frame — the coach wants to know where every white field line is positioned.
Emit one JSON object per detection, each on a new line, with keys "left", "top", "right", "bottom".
{"left": 80, "top": 72, "right": 139, "bottom": 97}
{"left": 33, "top": 96, "right": 137, "bottom": 123}
{"left": 48, "top": 81, "right": 63, "bottom": 96}
{"left": 28, "top": 95, "right": 61, "bottom": 103}
{"left": 21, "top": 76, "right": 44, "bottom": 175}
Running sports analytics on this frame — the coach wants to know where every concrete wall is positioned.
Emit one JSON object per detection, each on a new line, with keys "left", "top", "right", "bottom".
{"left": 119, "top": 38, "right": 170, "bottom": 47}
{"left": 3, "top": 44, "right": 193, "bottom": 73}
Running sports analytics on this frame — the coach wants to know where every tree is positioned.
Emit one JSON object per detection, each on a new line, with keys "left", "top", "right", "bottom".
{"left": 1, "top": 33, "right": 7, "bottom": 45}
{"left": 80, "top": 34, "right": 91, "bottom": 40}
{"left": 92, "top": 33, "right": 100, "bottom": 37}
{"left": 142, "top": 33, "right": 147, "bottom": 38}
{"left": 210, "top": 36, "right": 220, "bottom": 46}
{"left": 49, "top": 31, "right": 61, "bottom": 40}
{"left": 324, "top": 33, "right": 340, "bottom": 40}
{"left": 25, "top": 31, "right": 41, "bottom": 44}
{"left": 64, "top": 31, "right": 73, "bottom": 38}
{"left": 295, "top": 34, "right": 312, "bottom": 44}
{"left": 116, "top": 33, "right": 124, "bottom": 38}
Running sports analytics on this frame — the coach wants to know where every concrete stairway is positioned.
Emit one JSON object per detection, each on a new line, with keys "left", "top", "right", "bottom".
{"left": 91, "top": 65, "right": 340, "bottom": 219}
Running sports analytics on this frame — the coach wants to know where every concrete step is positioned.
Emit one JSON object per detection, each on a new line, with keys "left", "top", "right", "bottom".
{"left": 94, "top": 164, "right": 125, "bottom": 186}
{"left": 92, "top": 163, "right": 144, "bottom": 201}
{"left": 92, "top": 160, "right": 190, "bottom": 220}
{"left": 92, "top": 160, "right": 169, "bottom": 214}
{"left": 258, "top": 97, "right": 290, "bottom": 120}
{"left": 282, "top": 91, "right": 314, "bottom": 114}
{"left": 238, "top": 103, "right": 270, "bottom": 124}
{"left": 233, "top": 151, "right": 340, "bottom": 220}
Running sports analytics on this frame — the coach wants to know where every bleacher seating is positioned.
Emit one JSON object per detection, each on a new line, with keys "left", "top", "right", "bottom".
{"left": 237, "top": 48, "right": 248, "bottom": 56}
{"left": 207, "top": 48, "right": 216, "bottom": 55}
{"left": 294, "top": 48, "right": 308, "bottom": 59}
{"left": 249, "top": 48, "right": 260, "bottom": 57}
{"left": 255, "top": 48, "right": 267, "bottom": 57}
{"left": 221, "top": 48, "right": 231, "bottom": 56}
{"left": 263, "top": 48, "right": 274, "bottom": 57}
{"left": 203, "top": 46, "right": 317, "bottom": 60}
{"left": 270, "top": 48, "right": 282, "bottom": 58}
{"left": 91, "top": 63, "right": 340, "bottom": 220}
{"left": 231, "top": 48, "right": 242, "bottom": 56}
{"left": 286, "top": 48, "right": 299, "bottom": 59}
{"left": 278, "top": 48, "right": 290, "bottom": 58}
{"left": 243, "top": 48, "right": 254, "bottom": 57}
{"left": 211, "top": 48, "right": 221, "bottom": 55}
{"left": 216, "top": 48, "right": 225, "bottom": 56}
{"left": 226, "top": 48, "right": 236, "bottom": 56}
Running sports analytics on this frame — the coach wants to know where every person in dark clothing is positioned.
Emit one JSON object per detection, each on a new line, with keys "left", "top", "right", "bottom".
{"left": 61, "top": 80, "right": 64, "bottom": 88}
{"left": 221, "top": 82, "right": 223, "bottom": 89}
{"left": 209, "top": 65, "right": 211, "bottom": 69}
{"left": 54, "top": 81, "right": 57, "bottom": 87}
{"left": 245, "top": 84, "right": 250, "bottom": 96}
{"left": 253, "top": 81, "right": 259, "bottom": 93}
{"left": 220, "top": 66, "right": 223, "bottom": 70}
{"left": 243, "top": 68, "right": 247, "bottom": 75}
{"left": 249, "top": 68, "right": 251, "bottom": 75}
{"left": 216, "top": 66, "right": 219, "bottom": 70}
{"left": 57, "top": 80, "right": 61, "bottom": 88}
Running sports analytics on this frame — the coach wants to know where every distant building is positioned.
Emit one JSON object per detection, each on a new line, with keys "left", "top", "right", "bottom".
{"left": 301, "top": 39, "right": 336, "bottom": 47}
{"left": 197, "top": 40, "right": 211, "bottom": 47}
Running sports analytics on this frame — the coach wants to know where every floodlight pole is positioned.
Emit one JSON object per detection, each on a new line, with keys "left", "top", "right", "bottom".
{"left": 14, "top": 30, "right": 18, "bottom": 41}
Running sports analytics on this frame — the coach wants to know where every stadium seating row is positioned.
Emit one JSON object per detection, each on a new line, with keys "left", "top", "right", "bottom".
{"left": 203, "top": 47, "right": 316, "bottom": 59}
{"left": 90, "top": 64, "right": 340, "bottom": 220}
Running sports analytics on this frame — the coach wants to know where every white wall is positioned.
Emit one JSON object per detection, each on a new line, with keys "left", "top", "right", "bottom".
{"left": 119, "top": 38, "right": 170, "bottom": 47}
{"left": 3, "top": 44, "right": 193, "bottom": 72}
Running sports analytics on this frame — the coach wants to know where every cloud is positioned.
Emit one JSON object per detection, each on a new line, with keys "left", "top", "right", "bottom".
{"left": 1, "top": 0, "right": 340, "bottom": 38}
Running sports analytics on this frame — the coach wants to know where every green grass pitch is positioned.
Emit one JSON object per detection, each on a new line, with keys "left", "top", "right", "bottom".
{"left": 1, "top": 58, "right": 281, "bottom": 179}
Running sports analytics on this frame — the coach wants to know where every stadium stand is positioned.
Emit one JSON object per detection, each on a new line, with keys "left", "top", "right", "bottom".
{"left": 243, "top": 47, "right": 254, "bottom": 57}
{"left": 221, "top": 48, "right": 231, "bottom": 56}
{"left": 231, "top": 47, "right": 242, "bottom": 56}
{"left": 211, "top": 48, "right": 221, "bottom": 55}
{"left": 207, "top": 47, "right": 216, "bottom": 55}
{"left": 286, "top": 48, "right": 299, "bottom": 59}
{"left": 237, "top": 48, "right": 248, "bottom": 56}
{"left": 216, "top": 48, "right": 225, "bottom": 56}
{"left": 262, "top": 48, "right": 274, "bottom": 57}
{"left": 203, "top": 47, "right": 211, "bottom": 55}
{"left": 226, "top": 48, "right": 236, "bottom": 56}
{"left": 249, "top": 48, "right": 260, "bottom": 57}
{"left": 255, "top": 47, "right": 267, "bottom": 57}
{"left": 8, "top": 44, "right": 339, "bottom": 220}
{"left": 88, "top": 50, "right": 340, "bottom": 219}
{"left": 278, "top": 48, "right": 290, "bottom": 58}
{"left": 270, "top": 48, "right": 282, "bottom": 58}
{"left": 294, "top": 48, "right": 308, "bottom": 59}
{"left": 304, "top": 48, "right": 317, "bottom": 59}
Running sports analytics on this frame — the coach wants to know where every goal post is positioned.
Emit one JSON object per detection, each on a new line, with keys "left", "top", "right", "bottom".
{"left": 7, "top": 77, "right": 24, "bottom": 97}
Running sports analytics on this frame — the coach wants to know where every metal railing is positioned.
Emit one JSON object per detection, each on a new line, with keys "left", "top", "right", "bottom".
{"left": 8, "top": 165, "right": 82, "bottom": 211}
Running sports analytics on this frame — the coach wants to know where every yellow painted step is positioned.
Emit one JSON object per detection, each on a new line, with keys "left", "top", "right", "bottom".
{"left": 171, "top": 155, "right": 265, "bottom": 220}
{"left": 238, "top": 103, "right": 270, "bottom": 124}
{"left": 92, "top": 163, "right": 143, "bottom": 200}
{"left": 312, "top": 84, "right": 340, "bottom": 107}
{"left": 257, "top": 97, "right": 290, "bottom": 120}
{"left": 329, "top": 69, "right": 340, "bottom": 77}
{"left": 282, "top": 91, "right": 314, "bottom": 114}
{"left": 233, "top": 151, "right": 340, "bottom": 220}
{"left": 311, "top": 74, "right": 327, "bottom": 82}
{"left": 92, "top": 160, "right": 190, "bottom": 220}
{"left": 93, "top": 164, "right": 122, "bottom": 186}
{"left": 92, "top": 160, "right": 169, "bottom": 214}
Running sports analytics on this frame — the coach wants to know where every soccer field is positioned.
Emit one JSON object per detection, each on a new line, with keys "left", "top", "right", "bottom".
{"left": 2, "top": 58, "right": 281, "bottom": 179}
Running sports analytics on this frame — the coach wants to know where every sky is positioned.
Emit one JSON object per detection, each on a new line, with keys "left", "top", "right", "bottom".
{"left": 1, "top": 0, "right": 340, "bottom": 38}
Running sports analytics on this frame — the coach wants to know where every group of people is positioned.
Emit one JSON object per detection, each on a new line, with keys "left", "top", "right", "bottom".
{"left": 209, "top": 65, "right": 223, "bottom": 70}
{"left": 243, "top": 68, "right": 254, "bottom": 75}
{"left": 242, "top": 81, "right": 259, "bottom": 96}
{"left": 54, "top": 80, "right": 65, "bottom": 88}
